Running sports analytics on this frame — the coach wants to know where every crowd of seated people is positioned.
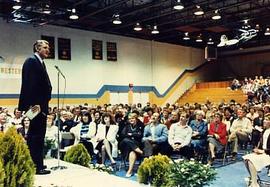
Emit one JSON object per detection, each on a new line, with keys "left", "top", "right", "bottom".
{"left": 241, "top": 76, "right": 270, "bottom": 104}
{"left": 1, "top": 97, "right": 270, "bottom": 178}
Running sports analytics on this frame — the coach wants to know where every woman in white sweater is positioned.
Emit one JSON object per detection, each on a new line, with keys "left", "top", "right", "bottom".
{"left": 95, "top": 113, "right": 119, "bottom": 165}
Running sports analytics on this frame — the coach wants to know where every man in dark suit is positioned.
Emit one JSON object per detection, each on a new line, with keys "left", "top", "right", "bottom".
{"left": 18, "top": 40, "right": 52, "bottom": 175}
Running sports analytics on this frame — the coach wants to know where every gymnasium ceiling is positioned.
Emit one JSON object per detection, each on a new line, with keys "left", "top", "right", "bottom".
{"left": 1, "top": 0, "right": 270, "bottom": 49}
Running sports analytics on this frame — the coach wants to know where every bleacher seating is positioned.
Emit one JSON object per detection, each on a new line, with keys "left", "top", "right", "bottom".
{"left": 178, "top": 81, "right": 247, "bottom": 104}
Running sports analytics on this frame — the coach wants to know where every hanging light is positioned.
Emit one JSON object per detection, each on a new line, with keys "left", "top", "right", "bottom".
{"left": 265, "top": 27, "right": 270, "bottom": 36}
{"left": 212, "top": 10, "right": 221, "bottom": 20}
{"left": 196, "top": 34, "right": 203, "bottom": 42}
{"left": 13, "top": 0, "right": 22, "bottom": 10}
{"left": 134, "top": 22, "right": 142, "bottom": 31}
{"left": 69, "top": 8, "right": 79, "bottom": 20}
{"left": 194, "top": 5, "right": 204, "bottom": 16}
{"left": 207, "top": 38, "right": 214, "bottom": 45}
{"left": 173, "top": 0, "right": 184, "bottom": 10}
{"left": 242, "top": 19, "right": 250, "bottom": 29}
{"left": 112, "top": 14, "right": 122, "bottom": 24}
{"left": 151, "top": 25, "right": 159, "bottom": 34}
{"left": 255, "top": 24, "right": 260, "bottom": 32}
{"left": 183, "top": 32, "right": 190, "bottom": 40}
{"left": 43, "top": 4, "right": 51, "bottom": 14}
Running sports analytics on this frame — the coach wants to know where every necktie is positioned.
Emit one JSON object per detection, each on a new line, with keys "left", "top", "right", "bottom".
{"left": 42, "top": 61, "right": 47, "bottom": 71}
{"left": 0, "top": 125, "right": 4, "bottom": 132}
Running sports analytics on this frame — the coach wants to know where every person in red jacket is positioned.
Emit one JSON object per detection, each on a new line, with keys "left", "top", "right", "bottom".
{"left": 207, "top": 112, "right": 227, "bottom": 165}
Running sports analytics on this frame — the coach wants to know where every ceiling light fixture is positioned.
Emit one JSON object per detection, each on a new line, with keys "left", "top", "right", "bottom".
{"left": 265, "top": 27, "right": 270, "bottom": 36}
{"left": 173, "top": 0, "right": 184, "bottom": 10}
{"left": 69, "top": 8, "right": 79, "bottom": 20}
{"left": 212, "top": 10, "right": 221, "bottom": 20}
{"left": 196, "top": 34, "right": 203, "bottom": 42}
{"left": 151, "top": 25, "right": 159, "bottom": 34}
{"left": 255, "top": 24, "right": 260, "bottom": 32}
{"left": 207, "top": 38, "right": 214, "bottom": 45}
{"left": 13, "top": 0, "right": 22, "bottom": 10}
{"left": 242, "top": 19, "right": 250, "bottom": 29}
{"left": 134, "top": 22, "right": 142, "bottom": 31}
{"left": 194, "top": 5, "right": 204, "bottom": 16}
{"left": 43, "top": 4, "right": 51, "bottom": 14}
{"left": 183, "top": 32, "right": 190, "bottom": 40}
{"left": 112, "top": 14, "right": 122, "bottom": 24}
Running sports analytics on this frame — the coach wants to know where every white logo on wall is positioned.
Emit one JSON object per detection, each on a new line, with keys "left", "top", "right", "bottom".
{"left": 0, "top": 56, "right": 5, "bottom": 63}
{"left": 0, "top": 55, "right": 22, "bottom": 79}
{"left": 218, "top": 29, "right": 258, "bottom": 47}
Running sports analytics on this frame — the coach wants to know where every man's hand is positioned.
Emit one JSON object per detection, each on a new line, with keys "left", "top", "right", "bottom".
{"left": 254, "top": 148, "right": 264, "bottom": 154}
{"left": 31, "top": 105, "right": 41, "bottom": 113}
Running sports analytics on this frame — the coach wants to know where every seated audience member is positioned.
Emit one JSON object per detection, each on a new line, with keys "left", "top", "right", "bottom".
{"left": 207, "top": 113, "right": 227, "bottom": 165}
{"left": 55, "top": 110, "right": 68, "bottom": 131}
{"left": 143, "top": 107, "right": 153, "bottom": 125}
{"left": 222, "top": 107, "right": 235, "bottom": 133}
{"left": 165, "top": 110, "right": 179, "bottom": 129}
{"left": 72, "top": 107, "right": 81, "bottom": 123}
{"left": 229, "top": 108, "right": 253, "bottom": 160}
{"left": 160, "top": 109, "right": 170, "bottom": 127}
{"left": 45, "top": 114, "right": 58, "bottom": 157}
{"left": 95, "top": 113, "right": 119, "bottom": 165}
{"left": 0, "top": 112, "right": 12, "bottom": 133}
{"left": 17, "top": 116, "right": 30, "bottom": 140}
{"left": 243, "top": 114, "right": 270, "bottom": 187}
{"left": 251, "top": 108, "right": 264, "bottom": 148}
{"left": 231, "top": 78, "right": 241, "bottom": 90}
{"left": 9, "top": 108, "right": 22, "bottom": 128}
{"left": 246, "top": 107, "right": 259, "bottom": 123}
{"left": 142, "top": 112, "right": 169, "bottom": 157}
{"left": 62, "top": 112, "right": 77, "bottom": 132}
{"left": 94, "top": 111, "right": 102, "bottom": 126}
{"left": 189, "top": 110, "right": 208, "bottom": 157}
{"left": 168, "top": 112, "right": 193, "bottom": 159}
{"left": 70, "top": 111, "right": 96, "bottom": 157}
{"left": 119, "top": 113, "right": 144, "bottom": 177}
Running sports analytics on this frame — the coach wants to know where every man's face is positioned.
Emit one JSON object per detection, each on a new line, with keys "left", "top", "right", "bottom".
{"left": 129, "top": 116, "right": 137, "bottom": 125}
{"left": 0, "top": 113, "right": 7, "bottom": 124}
{"left": 37, "top": 42, "right": 50, "bottom": 59}
{"left": 15, "top": 110, "right": 21, "bottom": 118}
{"left": 237, "top": 110, "right": 244, "bottom": 118}
{"left": 151, "top": 113, "right": 159, "bottom": 123}
{"left": 171, "top": 112, "right": 179, "bottom": 121}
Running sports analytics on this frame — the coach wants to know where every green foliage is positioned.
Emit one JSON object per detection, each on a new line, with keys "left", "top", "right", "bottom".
{"left": 64, "top": 143, "right": 91, "bottom": 167}
{"left": 137, "top": 154, "right": 171, "bottom": 186}
{"left": 43, "top": 138, "right": 56, "bottom": 158}
{"left": 89, "top": 163, "right": 114, "bottom": 174}
{"left": 0, "top": 127, "right": 35, "bottom": 187}
{"left": 0, "top": 158, "right": 5, "bottom": 187}
{"left": 164, "top": 159, "right": 217, "bottom": 187}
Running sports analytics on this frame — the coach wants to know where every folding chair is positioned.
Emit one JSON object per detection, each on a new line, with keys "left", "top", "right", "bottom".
{"left": 59, "top": 132, "right": 75, "bottom": 158}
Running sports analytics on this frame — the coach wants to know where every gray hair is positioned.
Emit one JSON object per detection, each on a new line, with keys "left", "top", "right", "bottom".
{"left": 33, "top": 40, "right": 49, "bottom": 52}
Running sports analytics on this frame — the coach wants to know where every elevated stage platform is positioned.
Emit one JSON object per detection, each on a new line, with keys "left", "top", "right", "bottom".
{"left": 34, "top": 159, "right": 145, "bottom": 187}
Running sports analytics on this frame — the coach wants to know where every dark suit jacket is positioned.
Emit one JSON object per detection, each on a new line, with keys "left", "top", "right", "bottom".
{"left": 18, "top": 55, "right": 52, "bottom": 114}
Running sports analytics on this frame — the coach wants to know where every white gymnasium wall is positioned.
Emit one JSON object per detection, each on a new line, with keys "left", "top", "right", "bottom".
{"left": 0, "top": 20, "right": 204, "bottom": 103}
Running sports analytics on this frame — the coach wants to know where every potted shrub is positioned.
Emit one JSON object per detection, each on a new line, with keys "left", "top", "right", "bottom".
{"left": 137, "top": 154, "right": 171, "bottom": 186}
{"left": 0, "top": 128, "right": 35, "bottom": 187}
{"left": 64, "top": 143, "right": 91, "bottom": 167}
{"left": 0, "top": 159, "right": 5, "bottom": 187}
{"left": 164, "top": 159, "right": 217, "bottom": 187}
